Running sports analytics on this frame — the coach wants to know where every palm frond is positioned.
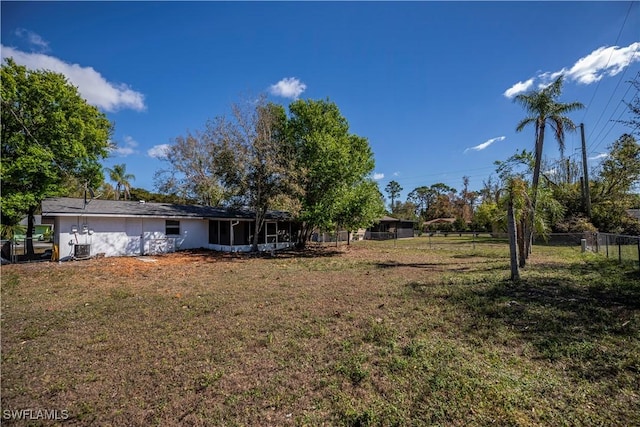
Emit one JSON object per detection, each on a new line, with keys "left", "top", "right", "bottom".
{"left": 544, "top": 75, "right": 565, "bottom": 98}
{"left": 549, "top": 117, "right": 565, "bottom": 155}
{"left": 516, "top": 117, "right": 536, "bottom": 132}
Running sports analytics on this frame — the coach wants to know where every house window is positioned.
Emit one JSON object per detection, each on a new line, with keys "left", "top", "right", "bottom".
{"left": 278, "top": 222, "right": 291, "bottom": 242}
{"left": 219, "top": 221, "right": 230, "bottom": 246}
{"left": 209, "top": 220, "right": 219, "bottom": 244}
{"left": 166, "top": 220, "right": 180, "bottom": 235}
{"left": 233, "top": 221, "right": 253, "bottom": 245}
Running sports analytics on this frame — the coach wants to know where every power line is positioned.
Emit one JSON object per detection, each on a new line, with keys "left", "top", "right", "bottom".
{"left": 580, "top": 1, "right": 635, "bottom": 124}
{"left": 588, "top": 71, "right": 639, "bottom": 154}
{"left": 586, "top": 66, "right": 633, "bottom": 144}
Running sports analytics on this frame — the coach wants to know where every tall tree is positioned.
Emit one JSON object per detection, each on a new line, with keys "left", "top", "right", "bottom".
{"left": 1, "top": 58, "right": 112, "bottom": 254}
{"left": 591, "top": 133, "right": 640, "bottom": 234}
{"left": 154, "top": 127, "right": 225, "bottom": 206}
{"left": 157, "top": 95, "right": 299, "bottom": 251}
{"left": 458, "top": 176, "right": 477, "bottom": 223}
{"left": 384, "top": 180, "right": 402, "bottom": 212}
{"left": 514, "top": 75, "right": 583, "bottom": 261}
{"left": 222, "top": 97, "right": 301, "bottom": 251}
{"left": 105, "top": 163, "right": 135, "bottom": 200}
{"left": 426, "top": 183, "right": 457, "bottom": 220}
{"left": 407, "top": 186, "right": 432, "bottom": 219}
{"left": 334, "top": 180, "right": 385, "bottom": 244}
{"left": 392, "top": 200, "right": 419, "bottom": 222}
{"left": 407, "top": 183, "right": 456, "bottom": 220}
{"left": 288, "top": 99, "right": 377, "bottom": 246}
{"left": 495, "top": 150, "right": 564, "bottom": 266}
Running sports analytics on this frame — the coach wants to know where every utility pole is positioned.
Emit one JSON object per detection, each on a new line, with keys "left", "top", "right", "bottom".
{"left": 580, "top": 123, "right": 592, "bottom": 218}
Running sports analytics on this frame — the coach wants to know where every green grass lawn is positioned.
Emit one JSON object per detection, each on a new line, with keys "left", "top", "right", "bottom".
{"left": 1, "top": 237, "right": 639, "bottom": 426}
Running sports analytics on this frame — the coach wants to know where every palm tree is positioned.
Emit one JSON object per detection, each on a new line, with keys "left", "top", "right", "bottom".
{"left": 106, "top": 164, "right": 135, "bottom": 200}
{"left": 514, "top": 75, "right": 583, "bottom": 260}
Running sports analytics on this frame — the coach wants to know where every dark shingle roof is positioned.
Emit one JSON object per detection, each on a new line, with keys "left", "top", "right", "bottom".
{"left": 41, "top": 198, "right": 292, "bottom": 221}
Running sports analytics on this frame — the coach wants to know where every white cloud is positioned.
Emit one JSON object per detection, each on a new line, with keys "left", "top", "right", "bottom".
{"left": 503, "top": 79, "right": 534, "bottom": 98}
{"left": 464, "top": 136, "right": 506, "bottom": 153}
{"left": 393, "top": 171, "right": 400, "bottom": 177}
{"left": 15, "top": 28, "right": 49, "bottom": 52}
{"left": 504, "top": 43, "right": 640, "bottom": 98}
{"left": 564, "top": 43, "right": 640, "bottom": 84}
{"left": 111, "top": 135, "right": 138, "bottom": 157}
{"left": 1, "top": 46, "right": 146, "bottom": 112}
{"left": 269, "top": 77, "right": 307, "bottom": 99}
{"left": 543, "top": 167, "right": 559, "bottom": 176}
{"left": 373, "top": 172, "right": 385, "bottom": 181}
{"left": 589, "top": 153, "right": 609, "bottom": 161}
{"left": 148, "top": 144, "right": 171, "bottom": 159}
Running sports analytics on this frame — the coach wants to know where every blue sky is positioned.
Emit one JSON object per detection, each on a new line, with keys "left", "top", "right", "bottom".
{"left": 2, "top": 1, "right": 639, "bottom": 203}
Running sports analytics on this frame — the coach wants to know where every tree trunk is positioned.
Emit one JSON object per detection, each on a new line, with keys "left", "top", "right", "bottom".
{"left": 252, "top": 209, "right": 267, "bottom": 252}
{"left": 508, "top": 197, "right": 520, "bottom": 281}
{"left": 251, "top": 226, "right": 260, "bottom": 252}
{"left": 297, "top": 223, "right": 311, "bottom": 249}
{"left": 527, "top": 121, "right": 546, "bottom": 260}
{"left": 518, "top": 216, "right": 527, "bottom": 268}
{"left": 26, "top": 206, "right": 36, "bottom": 256}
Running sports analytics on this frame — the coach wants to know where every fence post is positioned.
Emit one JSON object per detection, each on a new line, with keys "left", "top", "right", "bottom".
{"left": 619, "top": 237, "right": 622, "bottom": 264}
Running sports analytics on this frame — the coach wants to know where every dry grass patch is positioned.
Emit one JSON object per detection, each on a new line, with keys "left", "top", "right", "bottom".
{"left": 1, "top": 238, "right": 639, "bottom": 426}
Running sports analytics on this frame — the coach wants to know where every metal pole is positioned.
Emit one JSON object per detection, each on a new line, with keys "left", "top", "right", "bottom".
{"left": 580, "top": 123, "right": 592, "bottom": 218}
{"left": 619, "top": 237, "right": 622, "bottom": 264}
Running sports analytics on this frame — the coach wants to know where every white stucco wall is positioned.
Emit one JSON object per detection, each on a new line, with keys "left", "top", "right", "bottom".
{"left": 53, "top": 216, "right": 209, "bottom": 259}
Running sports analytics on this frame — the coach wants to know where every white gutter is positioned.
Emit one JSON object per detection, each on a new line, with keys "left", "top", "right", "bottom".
{"left": 230, "top": 220, "right": 240, "bottom": 250}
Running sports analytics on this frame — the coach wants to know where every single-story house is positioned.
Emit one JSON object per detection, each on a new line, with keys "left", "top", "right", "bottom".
{"left": 365, "top": 216, "right": 415, "bottom": 240}
{"left": 627, "top": 209, "right": 640, "bottom": 221}
{"left": 41, "top": 197, "right": 299, "bottom": 260}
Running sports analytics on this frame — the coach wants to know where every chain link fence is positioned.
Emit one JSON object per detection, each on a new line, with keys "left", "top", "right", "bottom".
{"left": 1, "top": 238, "right": 54, "bottom": 263}
{"left": 531, "top": 232, "right": 640, "bottom": 270}
{"left": 592, "top": 232, "right": 640, "bottom": 269}
{"left": 311, "top": 230, "right": 415, "bottom": 244}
